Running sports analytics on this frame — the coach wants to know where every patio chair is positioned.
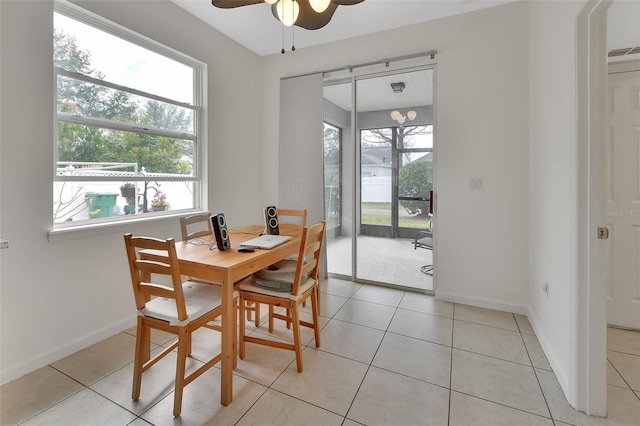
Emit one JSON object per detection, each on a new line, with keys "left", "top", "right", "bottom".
{"left": 413, "top": 227, "right": 433, "bottom": 275}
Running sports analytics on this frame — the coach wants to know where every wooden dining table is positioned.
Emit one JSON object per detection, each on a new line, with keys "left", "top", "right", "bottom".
{"left": 141, "top": 224, "right": 302, "bottom": 406}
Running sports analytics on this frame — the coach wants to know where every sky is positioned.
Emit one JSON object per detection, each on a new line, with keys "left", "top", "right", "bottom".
{"left": 54, "top": 12, "right": 194, "bottom": 105}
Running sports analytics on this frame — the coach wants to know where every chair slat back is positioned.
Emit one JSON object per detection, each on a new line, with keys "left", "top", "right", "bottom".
{"left": 277, "top": 209, "right": 307, "bottom": 236}
{"left": 124, "top": 233, "right": 188, "bottom": 321}
{"left": 291, "top": 221, "right": 326, "bottom": 295}
{"left": 180, "top": 212, "right": 212, "bottom": 241}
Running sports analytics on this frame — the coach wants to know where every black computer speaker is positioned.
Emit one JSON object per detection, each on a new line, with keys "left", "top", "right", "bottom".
{"left": 264, "top": 205, "right": 279, "bottom": 235}
{"left": 211, "top": 213, "right": 231, "bottom": 251}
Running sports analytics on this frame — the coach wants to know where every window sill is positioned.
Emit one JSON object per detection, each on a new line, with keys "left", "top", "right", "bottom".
{"left": 48, "top": 210, "right": 202, "bottom": 243}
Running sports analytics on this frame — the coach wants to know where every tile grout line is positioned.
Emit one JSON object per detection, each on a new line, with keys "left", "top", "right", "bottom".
{"left": 447, "top": 302, "right": 455, "bottom": 426}
{"left": 606, "top": 358, "right": 637, "bottom": 394}
{"left": 514, "top": 313, "right": 556, "bottom": 424}
{"left": 339, "top": 288, "right": 404, "bottom": 425}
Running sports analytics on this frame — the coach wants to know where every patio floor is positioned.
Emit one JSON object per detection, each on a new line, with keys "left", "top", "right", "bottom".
{"left": 326, "top": 235, "right": 434, "bottom": 292}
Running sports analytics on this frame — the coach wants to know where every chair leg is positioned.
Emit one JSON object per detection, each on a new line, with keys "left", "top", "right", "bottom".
{"left": 186, "top": 333, "right": 192, "bottom": 357}
{"left": 290, "top": 303, "right": 303, "bottom": 372}
{"left": 239, "top": 296, "right": 246, "bottom": 360}
{"left": 132, "top": 319, "right": 148, "bottom": 400}
{"left": 268, "top": 305, "right": 275, "bottom": 333}
{"left": 245, "top": 301, "right": 254, "bottom": 321}
{"left": 254, "top": 302, "right": 261, "bottom": 327}
{"left": 173, "top": 328, "right": 189, "bottom": 417}
{"left": 233, "top": 298, "right": 238, "bottom": 369}
{"left": 286, "top": 308, "right": 292, "bottom": 329}
{"left": 311, "top": 287, "right": 321, "bottom": 348}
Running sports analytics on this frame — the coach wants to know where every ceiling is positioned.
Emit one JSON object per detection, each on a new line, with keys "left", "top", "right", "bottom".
{"left": 170, "top": 0, "right": 639, "bottom": 58}
{"left": 170, "top": 0, "right": 639, "bottom": 113}
{"left": 170, "top": 0, "right": 518, "bottom": 57}
{"left": 324, "top": 68, "right": 433, "bottom": 112}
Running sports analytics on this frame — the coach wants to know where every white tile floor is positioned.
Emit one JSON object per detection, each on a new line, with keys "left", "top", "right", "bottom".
{"left": 1, "top": 278, "right": 639, "bottom": 425}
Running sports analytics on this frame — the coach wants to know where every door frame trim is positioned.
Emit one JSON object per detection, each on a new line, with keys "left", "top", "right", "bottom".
{"left": 576, "top": 0, "right": 611, "bottom": 415}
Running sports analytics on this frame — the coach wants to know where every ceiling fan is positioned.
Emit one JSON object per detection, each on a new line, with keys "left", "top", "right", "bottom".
{"left": 211, "top": 0, "right": 365, "bottom": 31}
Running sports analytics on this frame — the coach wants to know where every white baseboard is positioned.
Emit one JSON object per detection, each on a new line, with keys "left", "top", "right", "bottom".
{"left": 0, "top": 316, "right": 135, "bottom": 386}
{"left": 526, "top": 307, "right": 572, "bottom": 406}
{"left": 435, "top": 290, "right": 529, "bottom": 316}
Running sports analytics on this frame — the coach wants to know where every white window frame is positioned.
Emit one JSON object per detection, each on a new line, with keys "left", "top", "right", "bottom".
{"left": 50, "top": 1, "right": 207, "bottom": 237}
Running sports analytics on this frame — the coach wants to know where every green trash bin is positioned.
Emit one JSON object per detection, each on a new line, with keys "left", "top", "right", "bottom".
{"left": 85, "top": 192, "right": 118, "bottom": 219}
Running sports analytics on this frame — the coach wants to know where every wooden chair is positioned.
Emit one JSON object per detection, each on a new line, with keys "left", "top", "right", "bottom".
{"left": 237, "top": 221, "right": 326, "bottom": 372}
{"left": 179, "top": 212, "right": 213, "bottom": 242}
{"left": 180, "top": 212, "right": 258, "bottom": 329}
{"left": 277, "top": 208, "right": 307, "bottom": 236}
{"left": 246, "top": 208, "right": 309, "bottom": 328}
{"left": 180, "top": 212, "right": 216, "bottom": 285}
{"left": 274, "top": 209, "right": 308, "bottom": 324}
{"left": 123, "top": 233, "right": 228, "bottom": 417}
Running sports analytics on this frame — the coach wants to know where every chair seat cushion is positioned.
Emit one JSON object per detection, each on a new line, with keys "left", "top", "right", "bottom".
{"left": 238, "top": 275, "right": 317, "bottom": 300}
{"left": 238, "top": 260, "right": 316, "bottom": 299}
{"left": 251, "top": 259, "right": 309, "bottom": 293}
{"left": 140, "top": 281, "right": 222, "bottom": 326}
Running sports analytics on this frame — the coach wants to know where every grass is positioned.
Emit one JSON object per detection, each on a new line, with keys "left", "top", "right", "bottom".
{"left": 328, "top": 202, "right": 431, "bottom": 229}
{"left": 361, "top": 214, "right": 430, "bottom": 229}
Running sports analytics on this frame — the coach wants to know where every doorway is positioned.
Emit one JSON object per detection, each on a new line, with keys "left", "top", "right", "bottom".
{"left": 605, "top": 60, "right": 640, "bottom": 330}
{"left": 323, "top": 66, "right": 436, "bottom": 292}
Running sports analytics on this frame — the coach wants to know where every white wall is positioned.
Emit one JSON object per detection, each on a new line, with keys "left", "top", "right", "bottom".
{"left": 262, "top": 1, "right": 531, "bottom": 313}
{"left": 528, "top": 0, "right": 586, "bottom": 406}
{"left": 0, "top": 1, "right": 588, "bottom": 409}
{"left": 0, "top": 0, "right": 264, "bottom": 384}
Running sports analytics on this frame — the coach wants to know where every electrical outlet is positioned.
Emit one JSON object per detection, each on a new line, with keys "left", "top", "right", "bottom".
{"left": 0, "top": 239, "right": 9, "bottom": 250}
{"left": 469, "top": 178, "right": 484, "bottom": 190}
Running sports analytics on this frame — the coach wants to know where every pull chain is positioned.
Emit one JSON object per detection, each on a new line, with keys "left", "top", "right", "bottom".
{"left": 291, "top": 25, "right": 296, "bottom": 52}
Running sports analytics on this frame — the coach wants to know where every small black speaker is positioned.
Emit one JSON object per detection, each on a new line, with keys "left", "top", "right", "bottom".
{"left": 264, "top": 205, "right": 279, "bottom": 235}
{"left": 211, "top": 213, "right": 231, "bottom": 251}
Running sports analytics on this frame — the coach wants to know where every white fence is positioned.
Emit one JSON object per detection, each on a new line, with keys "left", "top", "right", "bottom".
{"left": 361, "top": 176, "right": 392, "bottom": 203}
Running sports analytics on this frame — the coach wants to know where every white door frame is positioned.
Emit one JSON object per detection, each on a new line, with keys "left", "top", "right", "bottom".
{"left": 576, "top": 0, "right": 612, "bottom": 416}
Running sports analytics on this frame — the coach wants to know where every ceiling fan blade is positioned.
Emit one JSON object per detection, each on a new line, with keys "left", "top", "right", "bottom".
{"left": 211, "top": 0, "right": 263, "bottom": 9}
{"left": 333, "top": 0, "right": 365, "bottom": 5}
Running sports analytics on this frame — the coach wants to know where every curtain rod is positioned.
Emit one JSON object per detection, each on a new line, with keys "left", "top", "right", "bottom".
{"left": 281, "top": 49, "right": 437, "bottom": 80}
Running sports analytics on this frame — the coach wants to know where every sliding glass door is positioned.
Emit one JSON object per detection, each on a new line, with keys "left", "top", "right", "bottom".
{"left": 324, "top": 67, "right": 435, "bottom": 292}
{"left": 323, "top": 81, "right": 353, "bottom": 277}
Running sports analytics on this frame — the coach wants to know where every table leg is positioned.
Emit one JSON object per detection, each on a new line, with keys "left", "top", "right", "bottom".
{"left": 220, "top": 270, "right": 233, "bottom": 406}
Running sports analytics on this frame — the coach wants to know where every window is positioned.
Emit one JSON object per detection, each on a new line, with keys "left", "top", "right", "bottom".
{"left": 53, "top": 3, "right": 205, "bottom": 227}
{"left": 323, "top": 122, "right": 342, "bottom": 231}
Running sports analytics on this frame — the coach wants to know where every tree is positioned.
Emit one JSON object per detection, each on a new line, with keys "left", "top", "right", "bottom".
{"left": 323, "top": 124, "right": 342, "bottom": 217}
{"left": 361, "top": 126, "right": 428, "bottom": 149}
{"left": 54, "top": 28, "right": 190, "bottom": 175}
{"left": 398, "top": 159, "right": 432, "bottom": 217}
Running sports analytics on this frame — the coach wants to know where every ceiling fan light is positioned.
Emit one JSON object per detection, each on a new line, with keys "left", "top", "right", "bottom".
{"left": 276, "top": 0, "right": 300, "bottom": 26}
{"left": 309, "top": 0, "right": 331, "bottom": 13}
{"left": 397, "top": 115, "right": 406, "bottom": 125}
{"left": 390, "top": 110, "right": 400, "bottom": 120}
{"left": 407, "top": 110, "right": 417, "bottom": 120}
{"left": 264, "top": 0, "right": 278, "bottom": 4}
